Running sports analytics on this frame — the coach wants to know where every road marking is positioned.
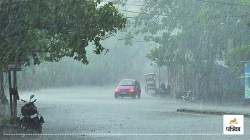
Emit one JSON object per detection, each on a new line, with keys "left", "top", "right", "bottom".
{"left": 3, "top": 133, "right": 223, "bottom": 136}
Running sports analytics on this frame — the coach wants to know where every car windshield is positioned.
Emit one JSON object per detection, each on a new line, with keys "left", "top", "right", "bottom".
{"left": 118, "top": 80, "right": 135, "bottom": 86}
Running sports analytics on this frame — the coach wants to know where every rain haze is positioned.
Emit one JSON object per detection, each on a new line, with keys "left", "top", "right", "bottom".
{"left": 0, "top": 0, "right": 250, "bottom": 140}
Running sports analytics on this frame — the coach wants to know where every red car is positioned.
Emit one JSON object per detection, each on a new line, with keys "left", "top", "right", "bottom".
{"left": 114, "top": 79, "right": 141, "bottom": 99}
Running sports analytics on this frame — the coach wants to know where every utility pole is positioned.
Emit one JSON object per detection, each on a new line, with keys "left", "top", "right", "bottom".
{"left": 8, "top": 70, "right": 13, "bottom": 121}
{"left": 7, "top": 63, "right": 21, "bottom": 123}
{"left": 13, "top": 67, "right": 17, "bottom": 122}
{"left": 0, "top": 67, "right": 3, "bottom": 96}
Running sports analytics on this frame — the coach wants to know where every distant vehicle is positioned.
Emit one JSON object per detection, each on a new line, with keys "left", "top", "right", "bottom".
{"left": 114, "top": 79, "right": 141, "bottom": 99}
{"left": 144, "top": 73, "right": 157, "bottom": 94}
{"left": 181, "top": 90, "right": 198, "bottom": 102}
{"left": 157, "top": 82, "right": 170, "bottom": 95}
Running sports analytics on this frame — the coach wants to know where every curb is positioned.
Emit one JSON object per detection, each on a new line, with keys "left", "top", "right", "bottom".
{"left": 176, "top": 108, "right": 250, "bottom": 117}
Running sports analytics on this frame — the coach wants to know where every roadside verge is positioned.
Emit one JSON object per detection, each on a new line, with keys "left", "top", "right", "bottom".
{"left": 177, "top": 108, "right": 250, "bottom": 117}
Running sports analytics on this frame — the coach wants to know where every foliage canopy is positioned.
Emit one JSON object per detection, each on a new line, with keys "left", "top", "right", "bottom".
{"left": 0, "top": 0, "right": 126, "bottom": 66}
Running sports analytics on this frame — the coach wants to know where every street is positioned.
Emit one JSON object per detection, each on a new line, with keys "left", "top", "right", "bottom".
{"left": 2, "top": 86, "right": 250, "bottom": 140}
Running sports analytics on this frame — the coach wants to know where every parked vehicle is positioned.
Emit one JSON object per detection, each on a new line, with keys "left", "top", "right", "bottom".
{"left": 157, "top": 82, "right": 171, "bottom": 96}
{"left": 181, "top": 90, "right": 198, "bottom": 102}
{"left": 17, "top": 95, "right": 45, "bottom": 133}
{"left": 144, "top": 73, "right": 157, "bottom": 94}
{"left": 176, "top": 90, "right": 186, "bottom": 99}
{"left": 114, "top": 79, "right": 141, "bottom": 99}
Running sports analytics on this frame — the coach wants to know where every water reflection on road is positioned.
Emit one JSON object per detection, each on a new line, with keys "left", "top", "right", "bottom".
{"left": 12, "top": 86, "right": 250, "bottom": 140}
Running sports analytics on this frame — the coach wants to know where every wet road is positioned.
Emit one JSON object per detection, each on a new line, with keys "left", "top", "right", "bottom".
{"left": 2, "top": 86, "right": 250, "bottom": 140}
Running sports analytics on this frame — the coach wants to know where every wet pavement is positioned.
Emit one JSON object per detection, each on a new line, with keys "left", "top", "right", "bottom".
{"left": 1, "top": 86, "right": 250, "bottom": 140}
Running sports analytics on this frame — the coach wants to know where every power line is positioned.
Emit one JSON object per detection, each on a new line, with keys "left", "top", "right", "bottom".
{"left": 122, "top": 10, "right": 249, "bottom": 19}
{"left": 196, "top": 0, "right": 250, "bottom": 6}
{"left": 101, "top": 1, "right": 250, "bottom": 19}
{"left": 121, "top": 10, "right": 143, "bottom": 14}
{"left": 114, "top": 0, "right": 250, "bottom": 7}
{"left": 121, "top": 0, "right": 250, "bottom": 19}
{"left": 123, "top": 3, "right": 144, "bottom": 7}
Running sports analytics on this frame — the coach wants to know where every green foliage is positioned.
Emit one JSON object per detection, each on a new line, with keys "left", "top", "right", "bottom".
{"left": 126, "top": 0, "right": 249, "bottom": 103}
{"left": 132, "top": 0, "right": 249, "bottom": 67}
{"left": 0, "top": 0, "right": 126, "bottom": 66}
{"left": 225, "top": 44, "right": 250, "bottom": 75}
{"left": 146, "top": 35, "right": 177, "bottom": 67}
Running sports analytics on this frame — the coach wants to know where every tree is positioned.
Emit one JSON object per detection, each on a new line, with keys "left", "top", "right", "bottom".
{"left": 225, "top": 44, "right": 250, "bottom": 75}
{"left": 0, "top": 0, "right": 126, "bottom": 121}
{"left": 225, "top": 13, "right": 250, "bottom": 75}
{"left": 125, "top": 0, "right": 249, "bottom": 103}
{"left": 0, "top": 0, "right": 126, "bottom": 66}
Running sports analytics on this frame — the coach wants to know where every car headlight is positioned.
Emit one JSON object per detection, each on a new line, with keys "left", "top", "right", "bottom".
{"left": 130, "top": 88, "right": 135, "bottom": 93}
